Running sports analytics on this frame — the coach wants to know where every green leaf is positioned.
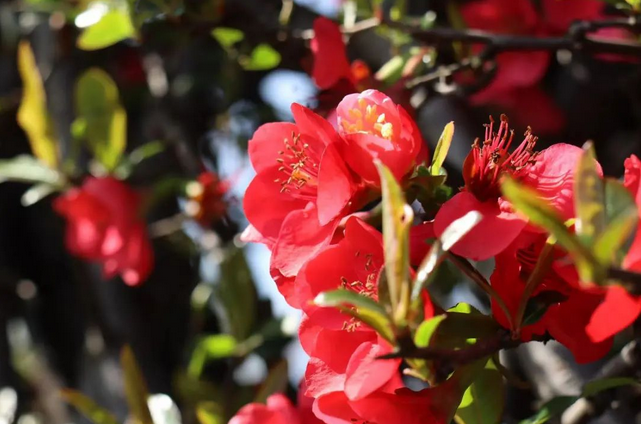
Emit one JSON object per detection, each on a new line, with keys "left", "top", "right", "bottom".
{"left": 240, "top": 44, "right": 281, "bottom": 71}
{"left": 211, "top": 27, "right": 244, "bottom": 50}
{"left": 430, "top": 122, "right": 454, "bottom": 176}
{"left": 216, "top": 248, "right": 257, "bottom": 341}
{"left": 375, "top": 160, "right": 413, "bottom": 324}
{"left": 0, "top": 155, "right": 64, "bottom": 186}
{"left": 411, "top": 211, "right": 482, "bottom": 302}
{"left": 374, "top": 55, "right": 405, "bottom": 86}
{"left": 60, "top": 389, "right": 119, "bottom": 424}
{"left": 196, "top": 402, "right": 224, "bottom": 424}
{"left": 501, "top": 178, "right": 597, "bottom": 282}
{"left": 121, "top": 346, "right": 154, "bottom": 424}
{"left": 518, "top": 396, "right": 579, "bottom": 424}
{"left": 582, "top": 377, "right": 639, "bottom": 397}
{"left": 254, "top": 360, "right": 289, "bottom": 404}
{"left": 314, "top": 289, "right": 394, "bottom": 342}
{"left": 75, "top": 68, "right": 127, "bottom": 171}
{"left": 456, "top": 362, "right": 505, "bottom": 424}
{"left": 415, "top": 315, "right": 446, "bottom": 347}
{"left": 434, "top": 304, "right": 501, "bottom": 349}
{"left": 188, "top": 335, "right": 238, "bottom": 378}
{"left": 17, "top": 42, "right": 59, "bottom": 169}
{"left": 594, "top": 178, "right": 638, "bottom": 266}
{"left": 78, "top": 10, "right": 135, "bottom": 51}
{"left": 574, "top": 142, "right": 605, "bottom": 243}
{"left": 522, "top": 291, "right": 567, "bottom": 327}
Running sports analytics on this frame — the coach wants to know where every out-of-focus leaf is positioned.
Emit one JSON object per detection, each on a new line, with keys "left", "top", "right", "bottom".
{"left": 0, "top": 387, "right": 17, "bottom": 424}
{"left": 78, "top": 10, "right": 135, "bottom": 51}
{"left": 314, "top": 289, "right": 393, "bottom": 341}
{"left": 240, "top": 44, "right": 281, "bottom": 71}
{"left": 216, "top": 248, "right": 257, "bottom": 341}
{"left": 434, "top": 304, "right": 500, "bottom": 349}
{"left": 415, "top": 315, "right": 446, "bottom": 347}
{"left": 0, "top": 155, "right": 64, "bottom": 186}
{"left": 254, "top": 360, "right": 288, "bottom": 404}
{"left": 574, "top": 142, "right": 605, "bottom": 243}
{"left": 594, "top": 178, "right": 638, "bottom": 266}
{"left": 21, "top": 183, "right": 58, "bottom": 206}
{"left": 374, "top": 55, "right": 405, "bottom": 86}
{"left": 501, "top": 178, "right": 598, "bottom": 282}
{"left": 196, "top": 402, "right": 224, "bottom": 424}
{"left": 121, "top": 346, "right": 154, "bottom": 424}
{"left": 148, "top": 394, "right": 181, "bottom": 424}
{"left": 174, "top": 373, "right": 222, "bottom": 406}
{"left": 211, "top": 27, "right": 244, "bottom": 50}
{"left": 60, "top": 389, "right": 119, "bottom": 424}
{"left": 518, "top": 396, "right": 579, "bottom": 424}
{"left": 75, "top": 68, "right": 127, "bottom": 171}
{"left": 430, "top": 122, "right": 454, "bottom": 176}
{"left": 582, "top": 377, "right": 639, "bottom": 397}
{"left": 17, "top": 42, "right": 58, "bottom": 168}
{"left": 456, "top": 361, "right": 505, "bottom": 424}
{"left": 376, "top": 160, "right": 413, "bottom": 324}
{"left": 522, "top": 291, "right": 567, "bottom": 327}
{"left": 188, "top": 335, "right": 238, "bottom": 378}
{"left": 411, "top": 211, "right": 481, "bottom": 302}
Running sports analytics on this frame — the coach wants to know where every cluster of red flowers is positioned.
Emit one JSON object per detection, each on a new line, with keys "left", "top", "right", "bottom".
{"left": 239, "top": 82, "right": 641, "bottom": 421}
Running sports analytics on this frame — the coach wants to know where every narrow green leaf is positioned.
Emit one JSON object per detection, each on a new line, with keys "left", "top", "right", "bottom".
{"left": 434, "top": 304, "right": 501, "bottom": 349}
{"left": 501, "top": 178, "right": 597, "bottom": 282}
{"left": 196, "top": 402, "right": 223, "bottom": 424}
{"left": 17, "top": 42, "right": 59, "bottom": 168}
{"left": 75, "top": 68, "right": 127, "bottom": 170}
{"left": 594, "top": 178, "right": 638, "bottom": 266}
{"left": 254, "top": 360, "right": 289, "bottom": 404}
{"left": 216, "top": 248, "right": 257, "bottom": 340}
{"left": 314, "top": 289, "right": 393, "bottom": 342}
{"left": 60, "top": 389, "right": 119, "bottom": 424}
{"left": 518, "top": 396, "right": 579, "bottom": 424}
{"left": 374, "top": 55, "right": 405, "bottom": 86}
{"left": 582, "top": 377, "right": 639, "bottom": 397}
{"left": 240, "top": 44, "right": 281, "bottom": 71}
{"left": 456, "top": 363, "right": 505, "bottom": 424}
{"left": 211, "top": 27, "right": 244, "bottom": 49}
{"left": 78, "top": 10, "right": 135, "bottom": 51}
{"left": 121, "top": 346, "right": 154, "bottom": 424}
{"left": 375, "top": 160, "right": 413, "bottom": 323}
{"left": 0, "top": 155, "right": 64, "bottom": 186}
{"left": 430, "top": 122, "right": 454, "bottom": 176}
{"left": 574, "top": 142, "right": 605, "bottom": 243}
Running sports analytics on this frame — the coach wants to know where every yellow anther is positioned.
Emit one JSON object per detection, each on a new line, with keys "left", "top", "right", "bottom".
{"left": 381, "top": 123, "right": 393, "bottom": 139}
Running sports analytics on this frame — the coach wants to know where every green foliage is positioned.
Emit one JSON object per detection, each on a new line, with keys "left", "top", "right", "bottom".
{"left": 430, "top": 122, "right": 454, "bottom": 176}
{"left": 60, "top": 389, "right": 119, "bottom": 424}
{"left": 121, "top": 346, "right": 154, "bottom": 424}
{"left": 582, "top": 377, "right": 639, "bottom": 397}
{"left": 456, "top": 361, "right": 505, "bottom": 424}
{"left": 0, "top": 155, "right": 64, "bottom": 186}
{"left": 196, "top": 402, "right": 224, "bottom": 424}
{"left": 254, "top": 360, "right": 289, "bottom": 404}
{"left": 375, "top": 160, "right": 413, "bottom": 325}
{"left": 240, "top": 44, "right": 281, "bottom": 71}
{"left": 519, "top": 396, "right": 579, "bottom": 424}
{"left": 212, "top": 28, "right": 245, "bottom": 50}
{"left": 216, "top": 249, "right": 257, "bottom": 341}
{"left": 574, "top": 143, "right": 605, "bottom": 243}
{"left": 78, "top": 10, "right": 136, "bottom": 51}
{"left": 75, "top": 68, "right": 127, "bottom": 171}
{"left": 188, "top": 335, "right": 238, "bottom": 378}
{"left": 414, "top": 315, "right": 447, "bottom": 347}
{"left": 17, "top": 42, "right": 59, "bottom": 168}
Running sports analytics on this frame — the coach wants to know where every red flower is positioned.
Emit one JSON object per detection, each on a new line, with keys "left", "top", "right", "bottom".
{"left": 336, "top": 89, "right": 426, "bottom": 186}
{"left": 229, "top": 393, "right": 322, "bottom": 424}
{"left": 541, "top": 0, "right": 605, "bottom": 35}
{"left": 54, "top": 177, "right": 153, "bottom": 286}
{"left": 434, "top": 116, "right": 583, "bottom": 260}
{"left": 186, "top": 171, "right": 229, "bottom": 226}
{"left": 242, "top": 103, "right": 361, "bottom": 280}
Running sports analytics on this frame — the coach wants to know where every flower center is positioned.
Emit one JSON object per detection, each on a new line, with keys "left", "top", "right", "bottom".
{"left": 274, "top": 132, "right": 319, "bottom": 200}
{"left": 340, "top": 98, "right": 394, "bottom": 140}
{"left": 339, "top": 251, "right": 380, "bottom": 332}
{"left": 463, "top": 115, "right": 539, "bottom": 202}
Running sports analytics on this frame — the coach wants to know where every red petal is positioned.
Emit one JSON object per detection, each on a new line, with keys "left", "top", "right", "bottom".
{"left": 311, "top": 17, "right": 352, "bottom": 89}
{"left": 434, "top": 192, "right": 527, "bottom": 260}
{"left": 305, "top": 358, "right": 346, "bottom": 398}
{"left": 312, "top": 392, "right": 361, "bottom": 424}
{"left": 541, "top": 0, "right": 604, "bottom": 35}
{"left": 317, "top": 143, "right": 356, "bottom": 226}
{"left": 344, "top": 342, "right": 400, "bottom": 400}
{"left": 409, "top": 222, "right": 435, "bottom": 267}
{"left": 248, "top": 122, "right": 300, "bottom": 173}
{"left": 585, "top": 285, "right": 641, "bottom": 343}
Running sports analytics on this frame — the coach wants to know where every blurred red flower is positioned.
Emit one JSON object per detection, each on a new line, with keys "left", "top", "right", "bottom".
{"left": 187, "top": 171, "right": 229, "bottom": 226}
{"left": 229, "top": 393, "right": 321, "bottom": 424}
{"left": 54, "top": 177, "right": 153, "bottom": 286}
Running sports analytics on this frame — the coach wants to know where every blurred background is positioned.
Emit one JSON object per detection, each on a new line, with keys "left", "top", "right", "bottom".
{"left": 0, "top": 0, "right": 640, "bottom": 423}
